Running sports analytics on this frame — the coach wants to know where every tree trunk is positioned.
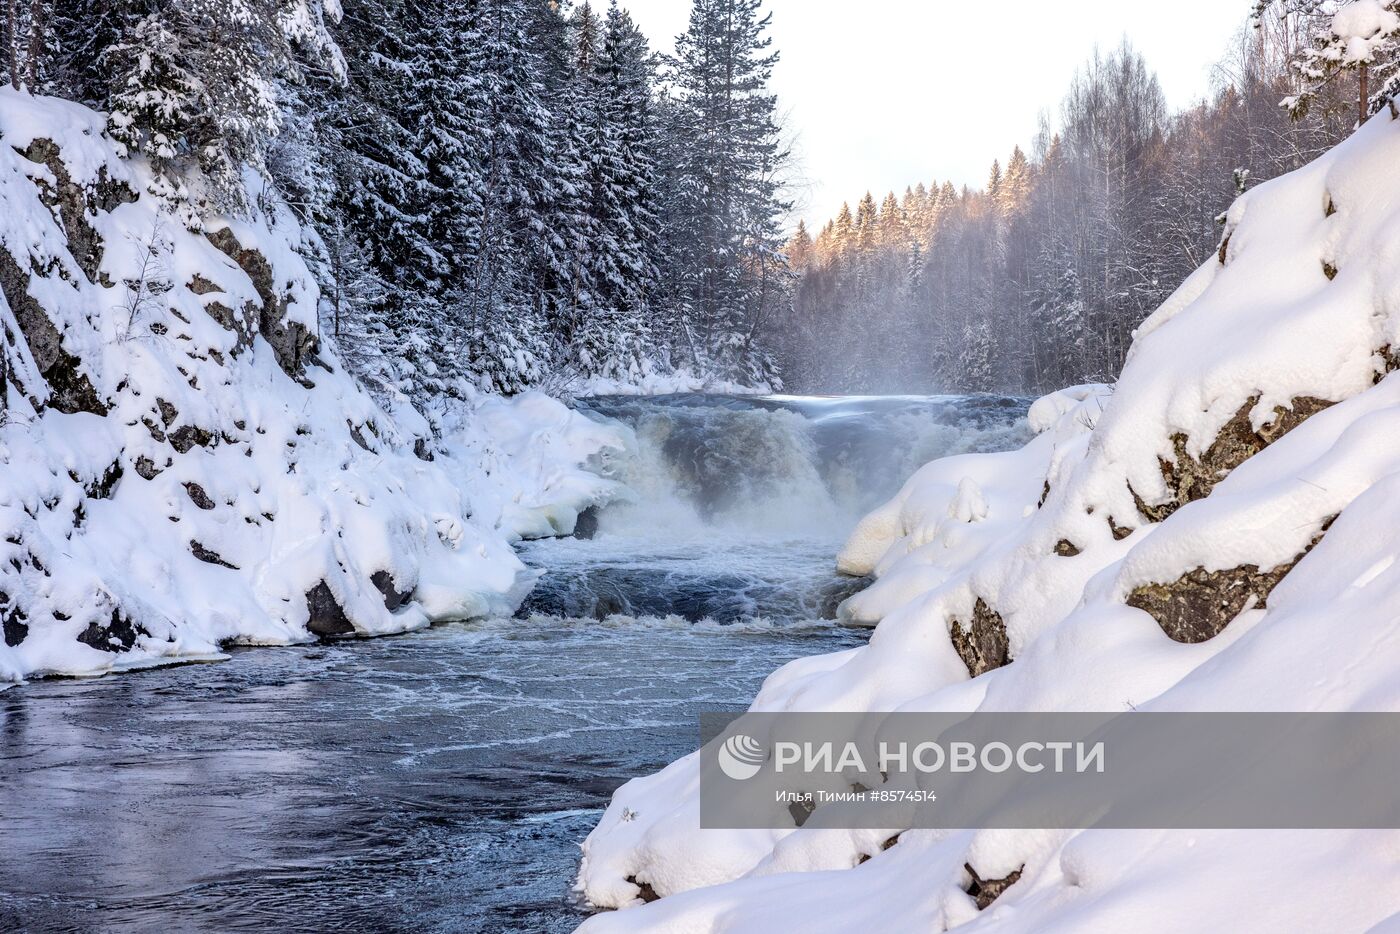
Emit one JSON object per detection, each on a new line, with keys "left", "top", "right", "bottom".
{"left": 1360, "top": 64, "right": 1370, "bottom": 126}
{"left": 0, "top": 333, "right": 8, "bottom": 415}
{"left": 26, "top": 0, "right": 40, "bottom": 90}
{"left": 6, "top": 0, "right": 17, "bottom": 91}
{"left": 25, "top": 0, "right": 41, "bottom": 89}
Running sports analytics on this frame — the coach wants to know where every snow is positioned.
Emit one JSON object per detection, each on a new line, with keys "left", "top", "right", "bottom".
{"left": 574, "top": 365, "right": 769, "bottom": 398}
{"left": 0, "top": 90, "right": 621, "bottom": 685}
{"left": 1330, "top": 0, "right": 1400, "bottom": 65}
{"left": 574, "top": 110, "right": 1400, "bottom": 929}
{"left": 435, "top": 390, "right": 628, "bottom": 542}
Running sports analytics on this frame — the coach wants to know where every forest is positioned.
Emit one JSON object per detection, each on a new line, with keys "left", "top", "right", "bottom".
{"left": 3, "top": 0, "right": 1392, "bottom": 397}
{"left": 783, "top": 12, "right": 1367, "bottom": 393}
{"left": 12, "top": 0, "right": 791, "bottom": 399}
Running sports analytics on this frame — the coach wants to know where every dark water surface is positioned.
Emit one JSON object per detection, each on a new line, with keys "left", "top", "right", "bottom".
{"left": 0, "top": 394, "right": 1029, "bottom": 933}
{"left": 0, "top": 617, "right": 864, "bottom": 933}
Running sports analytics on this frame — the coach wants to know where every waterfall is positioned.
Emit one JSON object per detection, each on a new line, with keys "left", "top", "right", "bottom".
{"left": 517, "top": 393, "right": 1031, "bottom": 624}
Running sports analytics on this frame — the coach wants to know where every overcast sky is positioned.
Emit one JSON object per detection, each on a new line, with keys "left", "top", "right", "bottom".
{"left": 619, "top": 0, "right": 1256, "bottom": 229}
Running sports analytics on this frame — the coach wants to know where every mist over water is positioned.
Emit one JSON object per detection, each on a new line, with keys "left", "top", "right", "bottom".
{"left": 0, "top": 394, "right": 1030, "bottom": 933}
{"left": 521, "top": 394, "right": 1031, "bottom": 623}
{"left": 584, "top": 393, "right": 1031, "bottom": 534}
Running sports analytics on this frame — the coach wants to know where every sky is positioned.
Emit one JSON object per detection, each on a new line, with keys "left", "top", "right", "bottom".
{"left": 619, "top": 0, "right": 1256, "bottom": 229}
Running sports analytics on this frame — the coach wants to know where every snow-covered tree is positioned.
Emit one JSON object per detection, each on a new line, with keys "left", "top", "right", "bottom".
{"left": 561, "top": 0, "right": 663, "bottom": 381}
{"left": 456, "top": 0, "right": 554, "bottom": 393}
{"left": 787, "top": 220, "right": 813, "bottom": 272}
{"left": 103, "top": 0, "right": 346, "bottom": 212}
{"left": 1256, "top": 0, "right": 1400, "bottom": 122}
{"left": 660, "top": 0, "right": 792, "bottom": 387}
{"left": 778, "top": 35, "right": 1352, "bottom": 395}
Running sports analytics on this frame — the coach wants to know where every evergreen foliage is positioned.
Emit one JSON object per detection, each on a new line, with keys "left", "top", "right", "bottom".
{"left": 40, "top": 0, "right": 794, "bottom": 397}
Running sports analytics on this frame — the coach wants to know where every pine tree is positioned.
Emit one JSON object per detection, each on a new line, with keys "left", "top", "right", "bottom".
{"left": 49, "top": 0, "right": 146, "bottom": 102}
{"left": 573, "top": 0, "right": 664, "bottom": 380}
{"left": 854, "top": 191, "right": 878, "bottom": 255}
{"left": 104, "top": 12, "right": 204, "bottom": 183}
{"left": 312, "top": 0, "right": 452, "bottom": 401}
{"left": 831, "top": 201, "right": 854, "bottom": 257}
{"left": 878, "top": 190, "right": 904, "bottom": 248}
{"left": 662, "top": 0, "right": 792, "bottom": 387}
{"left": 1000, "top": 145, "right": 1031, "bottom": 216}
{"left": 104, "top": 0, "right": 345, "bottom": 212}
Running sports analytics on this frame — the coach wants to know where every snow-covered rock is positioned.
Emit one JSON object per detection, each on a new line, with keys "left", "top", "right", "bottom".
{"left": 0, "top": 90, "right": 622, "bottom": 684}
{"left": 573, "top": 110, "right": 1400, "bottom": 929}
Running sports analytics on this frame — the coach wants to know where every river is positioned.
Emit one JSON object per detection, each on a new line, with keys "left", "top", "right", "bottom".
{"left": 0, "top": 394, "right": 1029, "bottom": 933}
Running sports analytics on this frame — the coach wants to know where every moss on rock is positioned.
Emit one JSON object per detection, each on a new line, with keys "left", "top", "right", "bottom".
{"left": 1137, "top": 395, "right": 1333, "bottom": 523}
{"left": 1126, "top": 520, "right": 1332, "bottom": 643}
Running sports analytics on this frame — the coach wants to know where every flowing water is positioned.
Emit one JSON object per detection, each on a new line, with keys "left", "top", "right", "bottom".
{"left": 0, "top": 394, "right": 1029, "bottom": 934}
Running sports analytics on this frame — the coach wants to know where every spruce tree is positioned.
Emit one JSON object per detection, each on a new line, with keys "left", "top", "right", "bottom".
{"left": 457, "top": 0, "right": 554, "bottom": 393}
{"left": 575, "top": 1, "right": 663, "bottom": 381}
{"left": 663, "top": 0, "right": 791, "bottom": 387}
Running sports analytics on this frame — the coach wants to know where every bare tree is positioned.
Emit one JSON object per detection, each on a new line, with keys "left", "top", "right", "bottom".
{"left": 120, "top": 217, "right": 174, "bottom": 342}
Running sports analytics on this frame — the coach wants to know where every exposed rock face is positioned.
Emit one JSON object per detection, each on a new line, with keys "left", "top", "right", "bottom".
{"left": 184, "top": 482, "right": 215, "bottom": 510}
{"left": 625, "top": 877, "right": 660, "bottom": 904}
{"left": 371, "top": 570, "right": 411, "bottom": 612}
{"left": 0, "top": 248, "right": 106, "bottom": 414}
{"left": 348, "top": 421, "right": 372, "bottom": 452}
{"left": 84, "top": 460, "right": 123, "bottom": 499}
{"left": 305, "top": 581, "right": 356, "bottom": 637}
{"left": 1107, "top": 516, "right": 1134, "bottom": 541}
{"left": 0, "top": 138, "right": 131, "bottom": 415}
{"left": 857, "top": 833, "right": 902, "bottom": 865}
{"left": 203, "top": 298, "right": 258, "bottom": 354}
{"left": 134, "top": 456, "right": 164, "bottom": 480}
{"left": 787, "top": 795, "right": 817, "bottom": 827}
{"left": 189, "top": 541, "right": 238, "bottom": 569}
{"left": 574, "top": 505, "right": 600, "bottom": 540}
{"left": 964, "top": 862, "right": 1024, "bottom": 910}
{"left": 1, "top": 596, "right": 27, "bottom": 647}
{"left": 949, "top": 598, "right": 1009, "bottom": 677}
{"left": 1127, "top": 565, "right": 1288, "bottom": 644}
{"left": 187, "top": 274, "right": 221, "bottom": 295}
{"left": 1126, "top": 522, "right": 1331, "bottom": 643}
{"left": 76, "top": 610, "right": 147, "bottom": 652}
{"left": 169, "top": 424, "right": 214, "bottom": 453}
{"left": 206, "top": 227, "right": 316, "bottom": 377}
{"left": 1136, "top": 395, "right": 1333, "bottom": 523}
{"left": 20, "top": 138, "right": 135, "bottom": 284}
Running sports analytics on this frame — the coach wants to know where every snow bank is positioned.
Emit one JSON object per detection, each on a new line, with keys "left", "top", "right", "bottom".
{"left": 0, "top": 90, "right": 618, "bottom": 684}
{"left": 574, "top": 111, "right": 1400, "bottom": 928}
{"left": 436, "top": 390, "right": 627, "bottom": 542}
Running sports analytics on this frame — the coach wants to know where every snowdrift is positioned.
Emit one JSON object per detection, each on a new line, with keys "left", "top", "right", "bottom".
{"left": 0, "top": 91, "right": 622, "bottom": 684}
{"left": 573, "top": 113, "right": 1400, "bottom": 928}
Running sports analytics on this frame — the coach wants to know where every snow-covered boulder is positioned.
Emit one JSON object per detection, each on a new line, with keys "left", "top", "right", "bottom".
{"left": 573, "top": 110, "right": 1400, "bottom": 929}
{"left": 0, "top": 90, "right": 621, "bottom": 683}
